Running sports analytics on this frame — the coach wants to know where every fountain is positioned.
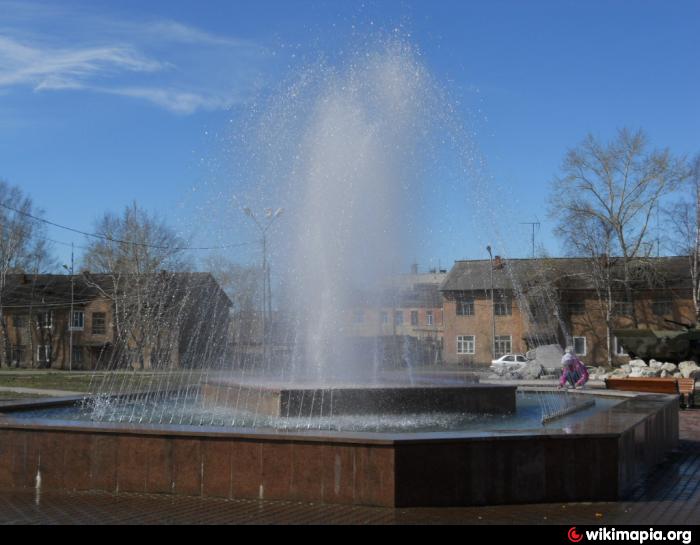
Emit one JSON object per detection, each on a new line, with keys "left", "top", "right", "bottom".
{"left": 0, "top": 40, "right": 679, "bottom": 507}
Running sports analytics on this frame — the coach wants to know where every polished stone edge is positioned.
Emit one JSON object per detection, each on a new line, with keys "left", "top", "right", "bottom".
{"left": 0, "top": 392, "right": 679, "bottom": 507}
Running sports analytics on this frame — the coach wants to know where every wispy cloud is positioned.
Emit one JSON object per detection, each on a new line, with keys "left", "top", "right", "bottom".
{"left": 99, "top": 86, "right": 239, "bottom": 115}
{"left": 0, "top": 2, "right": 272, "bottom": 114}
{"left": 0, "top": 36, "right": 164, "bottom": 88}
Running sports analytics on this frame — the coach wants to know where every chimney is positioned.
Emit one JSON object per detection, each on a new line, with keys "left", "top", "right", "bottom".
{"left": 494, "top": 256, "right": 505, "bottom": 270}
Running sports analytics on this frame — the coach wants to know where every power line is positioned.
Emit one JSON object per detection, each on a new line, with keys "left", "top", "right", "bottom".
{"left": 0, "top": 202, "right": 253, "bottom": 252}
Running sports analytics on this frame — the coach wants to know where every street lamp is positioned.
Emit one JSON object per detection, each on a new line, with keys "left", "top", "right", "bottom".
{"left": 62, "top": 242, "right": 74, "bottom": 372}
{"left": 242, "top": 207, "right": 284, "bottom": 367}
{"left": 486, "top": 245, "right": 496, "bottom": 361}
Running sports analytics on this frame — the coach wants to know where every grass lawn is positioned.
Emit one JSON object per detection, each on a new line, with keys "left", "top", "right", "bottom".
{"left": 0, "top": 370, "right": 206, "bottom": 393}
{"left": 0, "top": 391, "right": 51, "bottom": 400}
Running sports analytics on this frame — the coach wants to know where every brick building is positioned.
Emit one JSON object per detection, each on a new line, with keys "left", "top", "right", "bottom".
{"left": 343, "top": 268, "right": 447, "bottom": 365}
{"left": 441, "top": 256, "right": 695, "bottom": 366}
{"left": 1, "top": 272, "right": 231, "bottom": 370}
{"left": 346, "top": 270, "right": 446, "bottom": 338}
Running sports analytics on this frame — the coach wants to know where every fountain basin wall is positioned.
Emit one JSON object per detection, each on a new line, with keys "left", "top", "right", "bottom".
{"left": 200, "top": 380, "right": 514, "bottom": 417}
{"left": 0, "top": 393, "right": 678, "bottom": 507}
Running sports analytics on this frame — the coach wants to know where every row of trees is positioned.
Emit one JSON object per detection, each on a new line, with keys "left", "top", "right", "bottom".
{"left": 549, "top": 128, "right": 699, "bottom": 364}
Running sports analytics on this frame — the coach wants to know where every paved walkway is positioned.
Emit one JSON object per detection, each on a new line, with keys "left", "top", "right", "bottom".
{"left": 1, "top": 409, "right": 699, "bottom": 525}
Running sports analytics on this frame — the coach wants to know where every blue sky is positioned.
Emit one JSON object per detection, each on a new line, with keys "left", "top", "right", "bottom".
{"left": 1, "top": 0, "right": 698, "bottom": 270}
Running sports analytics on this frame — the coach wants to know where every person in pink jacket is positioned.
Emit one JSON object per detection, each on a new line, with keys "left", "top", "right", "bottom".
{"left": 558, "top": 351, "right": 589, "bottom": 389}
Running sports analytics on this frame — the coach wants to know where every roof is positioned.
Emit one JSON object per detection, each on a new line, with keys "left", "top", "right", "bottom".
{"left": 1, "top": 272, "right": 232, "bottom": 309}
{"left": 440, "top": 256, "right": 692, "bottom": 293}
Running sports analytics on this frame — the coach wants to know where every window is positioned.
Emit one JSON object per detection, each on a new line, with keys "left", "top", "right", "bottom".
{"left": 494, "top": 335, "right": 512, "bottom": 357}
{"left": 12, "top": 315, "right": 26, "bottom": 328}
{"left": 613, "top": 336, "right": 628, "bottom": 356}
{"left": 494, "top": 297, "right": 512, "bottom": 316}
{"left": 394, "top": 311, "right": 404, "bottom": 326}
{"left": 11, "top": 345, "right": 25, "bottom": 365}
{"left": 380, "top": 311, "right": 389, "bottom": 325}
{"left": 615, "top": 301, "right": 634, "bottom": 317}
{"left": 457, "top": 335, "right": 475, "bottom": 355}
{"left": 71, "top": 310, "right": 85, "bottom": 330}
{"left": 457, "top": 299, "right": 474, "bottom": 316}
{"left": 72, "top": 346, "right": 83, "bottom": 364}
{"left": 352, "top": 310, "right": 364, "bottom": 324}
{"left": 426, "top": 310, "right": 433, "bottom": 326}
{"left": 37, "top": 311, "right": 53, "bottom": 329}
{"left": 568, "top": 302, "right": 585, "bottom": 315}
{"left": 37, "top": 345, "right": 51, "bottom": 363}
{"left": 516, "top": 355, "right": 527, "bottom": 363}
{"left": 573, "top": 336, "right": 587, "bottom": 356}
{"left": 410, "top": 310, "right": 418, "bottom": 326}
{"left": 651, "top": 300, "right": 673, "bottom": 317}
{"left": 92, "top": 312, "right": 106, "bottom": 335}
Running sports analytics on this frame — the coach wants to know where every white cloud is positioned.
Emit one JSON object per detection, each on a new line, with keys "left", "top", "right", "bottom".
{"left": 0, "top": 4, "right": 271, "bottom": 114}
{"left": 100, "top": 86, "right": 237, "bottom": 115}
{"left": 0, "top": 36, "right": 165, "bottom": 89}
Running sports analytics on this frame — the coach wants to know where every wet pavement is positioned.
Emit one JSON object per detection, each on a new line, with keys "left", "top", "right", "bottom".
{"left": 0, "top": 408, "right": 699, "bottom": 525}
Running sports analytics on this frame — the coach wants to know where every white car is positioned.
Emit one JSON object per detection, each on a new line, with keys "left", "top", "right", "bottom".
{"left": 490, "top": 354, "right": 528, "bottom": 371}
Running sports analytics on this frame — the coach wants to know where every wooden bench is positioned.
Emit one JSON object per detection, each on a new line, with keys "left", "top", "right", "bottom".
{"left": 605, "top": 377, "right": 696, "bottom": 408}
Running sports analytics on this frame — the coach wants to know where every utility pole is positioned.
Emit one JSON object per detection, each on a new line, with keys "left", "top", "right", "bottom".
{"left": 486, "top": 245, "right": 496, "bottom": 360}
{"left": 519, "top": 221, "right": 540, "bottom": 258}
{"left": 62, "top": 242, "right": 74, "bottom": 372}
{"left": 243, "top": 207, "right": 284, "bottom": 369}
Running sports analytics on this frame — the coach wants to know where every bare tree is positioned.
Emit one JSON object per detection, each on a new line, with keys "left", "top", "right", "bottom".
{"left": 0, "top": 180, "right": 54, "bottom": 367}
{"left": 204, "top": 255, "right": 261, "bottom": 361}
{"left": 665, "top": 154, "right": 700, "bottom": 322}
{"left": 81, "top": 203, "right": 192, "bottom": 369}
{"left": 549, "top": 128, "right": 689, "bottom": 364}
{"left": 82, "top": 202, "right": 190, "bottom": 274}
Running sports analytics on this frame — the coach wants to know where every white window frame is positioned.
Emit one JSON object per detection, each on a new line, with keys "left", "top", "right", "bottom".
{"left": 494, "top": 335, "right": 512, "bottom": 357}
{"left": 613, "top": 336, "right": 628, "bottom": 356}
{"left": 71, "top": 310, "right": 85, "bottom": 331}
{"left": 494, "top": 298, "right": 512, "bottom": 316}
{"left": 573, "top": 336, "right": 587, "bottom": 356}
{"left": 426, "top": 310, "right": 433, "bottom": 326}
{"left": 38, "top": 311, "right": 53, "bottom": 329}
{"left": 457, "top": 299, "right": 474, "bottom": 316}
{"left": 456, "top": 335, "right": 475, "bottom": 355}
{"left": 37, "top": 345, "right": 51, "bottom": 362}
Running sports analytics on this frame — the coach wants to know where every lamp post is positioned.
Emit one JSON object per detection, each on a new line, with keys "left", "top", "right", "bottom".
{"left": 486, "top": 245, "right": 496, "bottom": 361}
{"left": 243, "top": 207, "right": 284, "bottom": 367}
{"left": 62, "top": 242, "right": 74, "bottom": 372}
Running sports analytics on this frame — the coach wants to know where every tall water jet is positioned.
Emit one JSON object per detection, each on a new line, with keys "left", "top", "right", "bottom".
{"left": 267, "top": 41, "right": 440, "bottom": 382}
